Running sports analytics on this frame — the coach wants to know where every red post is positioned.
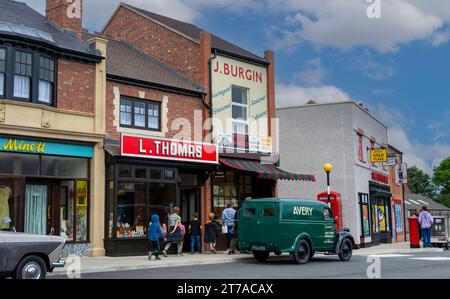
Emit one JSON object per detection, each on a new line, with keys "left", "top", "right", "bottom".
{"left": 408, "top": 217, "right": 420, "bottom": 248}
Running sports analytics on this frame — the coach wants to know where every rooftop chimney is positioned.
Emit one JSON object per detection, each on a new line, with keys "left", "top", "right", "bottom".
{"left": 46, "top": 0, "right": 83, "bottom": 38}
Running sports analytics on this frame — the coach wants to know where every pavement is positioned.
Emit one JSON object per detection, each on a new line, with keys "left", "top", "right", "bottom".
{"left": 50, "top": 242, "right": 445, "bottom": 277}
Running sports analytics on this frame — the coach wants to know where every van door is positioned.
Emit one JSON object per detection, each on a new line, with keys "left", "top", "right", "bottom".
{"left": 256, "top": 203, "right": 279, "bottom": 244}
{"left": 321, "top": 206, "right": 337, "bottom": 250}
{"left": 0, "top": 234, "right": 5, "bottom": 271}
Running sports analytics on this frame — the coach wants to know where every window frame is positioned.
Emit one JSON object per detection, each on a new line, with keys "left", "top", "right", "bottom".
{"left": 231, "top": 85, "right": 249, "bottom": 134}
{"left": 357, "top": 133, "right": 364, "bottom": 162}
{"left": 119, "top": 96, "right": 161, "bottom": 131}
{"left": 38, "top": 54, "right": 55, "bottom": 104}
{"left": 2, "top": 46, "right": 57, "bottom": 106}
{"left": 12, "top": 49, "right": 33, "bottom": 101}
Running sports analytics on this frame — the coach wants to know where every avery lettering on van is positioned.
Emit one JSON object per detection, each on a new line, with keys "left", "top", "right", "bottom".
{"left": 293, "top": 206, "right": 313, "bottom": 216}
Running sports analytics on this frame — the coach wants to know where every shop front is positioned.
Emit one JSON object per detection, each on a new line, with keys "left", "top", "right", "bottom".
{"left": 0, "top": 136, "right": 93, "bottom": 249}
{"left": 359, "top": 172, "right": 393, "bottom": 247}
{"left": 103, "top": 134, "right": 218, "bottom": 256}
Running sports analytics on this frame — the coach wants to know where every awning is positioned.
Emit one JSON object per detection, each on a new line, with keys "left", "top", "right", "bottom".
{"left": 219, "top": 158, "right": 315, "bottom": 182}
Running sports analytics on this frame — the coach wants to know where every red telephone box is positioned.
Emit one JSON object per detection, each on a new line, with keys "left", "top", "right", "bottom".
{"left": 317, "top": 191, "right": 343, "bottom": 232}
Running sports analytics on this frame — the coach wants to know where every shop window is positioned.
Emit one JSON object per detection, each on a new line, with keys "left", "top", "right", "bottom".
{"left": 119, "top": 97, "right": 161, "bottom": 131}
{"left": 213, "top": 171, "right": 238, "bottom": 217}
{"left": 0, "top": 48, "right": 5, "bottom": 97}
{"left": 60, "top": 181, "right": 74, "bottom": 241}
{"left": 263, "top": 208, "right": 275, "bottom": 217}
{"left": 41, "top": 156, "right": 88, "bottom": 178}
{"left": 244, "top": 208, "right": 256, "bottom": 217}
{"left": 148, "top": 182, "right": 176, "bottom": 223}
{"left": 135, "top": 168, "right": 147, "bottom": 179}
{"left": 107, "top": 180, "right": 115, "bottom": 238}
{"left": 116, "top": 182, "right": 147, "bottom": 238}
{"left": 0, "top": 152, "right": 39, "bottom": 176}
{"left": 118, "top": 166, "right": 132, "bottom": 178}
{"left": 150, "top": 168, "right": 161, "bottom": 180}
{"left": 75, "top": 180, "right": 88, "bottom": 241}
{"left": 38, "top": 56, "right": 55, "bottom": 104}
{"left": 14, "top": 50, "right": 32, "bottom": 99}
{"left": 359, "top": 193, "right": 370, "bottom": 236}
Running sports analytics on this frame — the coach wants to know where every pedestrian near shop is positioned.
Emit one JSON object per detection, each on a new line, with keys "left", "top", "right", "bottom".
{"left": 162, "top": 207, "right": 183, "bottom": 257}
{"left": 222, "top": 202, "right": 237, "bottom": 254}
{"left": 229, "top": 208, "right": 240, "bottom": 254}
{"left": 418, "top": 206, "right": 434, "bottom": 248}
{"left": 414, "top": 208, "right": 422, "bottom": 241}
{"left": 179, "top": 222, "right": 186, "bottom": 256}
{"left": 204, "top": 212, "right": 222, "bottom": 254}
{"left": 148, "top": 214, "right": 164, "bottom": 260}
{"left": 189, "top": 212, "right": 202, "bottom": 254}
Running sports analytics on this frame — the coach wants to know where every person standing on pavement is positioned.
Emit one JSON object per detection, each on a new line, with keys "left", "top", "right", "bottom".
{"left": 148, "top": 214, "right": 164, "bottom": 260}
{"left": 189, "top": 212, "right": 202, "bottom": 254}
{"left": 222, "top": 202, "right": 237, "bottom": 255}
{"left": 162, "top": 207, "right": 183, "bottom": 257}
{"left": 204, "top": 212, "right": 222, "bottom": 254}
{"left": 229, "top": 208, "right": 239, "bottom": 254}
{"left": 418, "top": 206, "right": 434, "bottom": 248}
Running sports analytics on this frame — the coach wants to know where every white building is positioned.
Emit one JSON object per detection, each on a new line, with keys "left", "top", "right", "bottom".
{"left": 277, "top": 101, "right": 392, "bottom": 247}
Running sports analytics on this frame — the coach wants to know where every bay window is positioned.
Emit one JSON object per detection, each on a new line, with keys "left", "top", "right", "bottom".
{"left": 0, "top": 45, "right": 56, "bottom": 105}
{"left": 119, "top": 97, "right": 161, "bottom": 131}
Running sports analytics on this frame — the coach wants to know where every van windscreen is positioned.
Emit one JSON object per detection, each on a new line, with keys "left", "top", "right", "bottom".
{"left": 244, "top": 208, "right": 256, "bottom": 217}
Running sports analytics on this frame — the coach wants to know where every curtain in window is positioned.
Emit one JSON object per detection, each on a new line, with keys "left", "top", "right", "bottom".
{"left": 38, "top": 80, "right": 52, "bottom": 103}
{"left": 148, "top": 104, "right": 159, "bottom": 129}
{"left": 134, "top": 103, "right": 145, "bottom": 127}
{"left": 25, "top": 185, "right": 47, "bottom": 235}
{"left": 13, "top": 75, "right": 30, "bottom": 98}
{"left": 120, "top": 101, "right": 132, "bottom": 125}
{"left": 0, "top": 73, "right": 4, "bottom": 96}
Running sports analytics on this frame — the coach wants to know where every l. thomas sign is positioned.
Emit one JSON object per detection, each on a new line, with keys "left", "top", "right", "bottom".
{"left": 120, "top": 134, "right": 218, "bottom": 164}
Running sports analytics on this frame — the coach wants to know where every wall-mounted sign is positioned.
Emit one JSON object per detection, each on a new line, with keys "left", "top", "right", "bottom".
{"left": 395, "top": 163, "right": 408, "bottom": 184}
{"left": 120, "top": 134, "right": 218, "bottom": 164}
{"left": 370, "top": 148, "right": 387, "bottom": 163}
{"left": 211, "top": 54, "right": 270, "bottom": 153}
{"left": 372, "top": 172, "right": 389, "bottom": 185}
{"left": 0, "top": 137, "right": 93, "bottom": 158}
{"left": 386, "top": 155, "right": 397, "bottom": 166}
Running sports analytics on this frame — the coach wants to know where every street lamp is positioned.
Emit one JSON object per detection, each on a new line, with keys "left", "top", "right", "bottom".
{"left": 323, "top": 163, "right": 333, "bottom": 207}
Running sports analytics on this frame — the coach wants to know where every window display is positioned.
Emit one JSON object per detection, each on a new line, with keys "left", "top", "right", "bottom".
{"left": 75, "top": 181, "right": 88, "bottom": 241}
{"left": 116, "top": 182, "right": 147, "bottom": 238}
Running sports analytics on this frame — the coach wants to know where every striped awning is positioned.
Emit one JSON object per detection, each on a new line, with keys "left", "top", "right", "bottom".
{"left": 219, "top": 158, "right": 316, "bottom": 182}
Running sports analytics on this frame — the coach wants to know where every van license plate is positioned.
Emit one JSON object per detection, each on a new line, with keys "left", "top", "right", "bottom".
{"left": 252, "top": 245, "right": 267, "bottom": 251}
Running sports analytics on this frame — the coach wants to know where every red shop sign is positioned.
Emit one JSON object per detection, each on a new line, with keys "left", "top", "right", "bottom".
{"left": 120, "top": 134, "right": 218, "bottom": 164}
{"left": 372, "top": 172, "right": 389, "bottom": 185}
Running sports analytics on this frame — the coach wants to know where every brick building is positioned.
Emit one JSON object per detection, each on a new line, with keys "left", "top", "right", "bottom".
{"left": 0, "top": 0, "right": 106, "bottom": 256}
{"left": 101, "top": 3, "right": 313, "bottom": 252}
{"left": 388, "top": 145, "right": 406, "bottom": 242}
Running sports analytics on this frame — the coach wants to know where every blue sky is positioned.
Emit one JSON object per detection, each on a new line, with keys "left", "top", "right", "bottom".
{"left": 23, "top": 0, "right": 450, "bottom": 173}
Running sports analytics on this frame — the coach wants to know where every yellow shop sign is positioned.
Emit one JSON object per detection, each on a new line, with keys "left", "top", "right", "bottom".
{"left": 1, "top": 138, "right": 47, "bottom": 153}
{"left": 370, "top": 148, "right": 387, "bottom": 163}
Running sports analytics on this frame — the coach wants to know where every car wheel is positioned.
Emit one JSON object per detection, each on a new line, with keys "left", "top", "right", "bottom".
{"left": 253, "top": 251, "right": 270, "bottom": 262}
{"left": 338, "top": 239, "right": 353, "bottom": 262}
{"left": 13, "top": 255, "right": 47, "bottom": 280}
{"left": 274, "top": 251, "right": 282, "bottom": 256}
{"left": 293, "top": 239, "right": 311, "bottom": 265}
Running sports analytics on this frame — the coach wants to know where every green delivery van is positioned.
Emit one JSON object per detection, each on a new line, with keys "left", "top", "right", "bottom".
{"left": 238, "top": 198, "right": 356, "bottom": 264}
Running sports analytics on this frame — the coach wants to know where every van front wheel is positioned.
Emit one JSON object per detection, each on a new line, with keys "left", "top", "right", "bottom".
{"left": 293, "top": 240, "right": 311, "bottom": 264}
{"left": 338, "top": 239, "right": 353, "bottom": 262}
{"left": 253, "top": 251, "right": 270, "bottom": 262}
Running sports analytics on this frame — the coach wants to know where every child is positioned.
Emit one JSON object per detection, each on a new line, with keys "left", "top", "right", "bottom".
{"left": 189, "top": 212, "right": 202, "bottom": 254}
{"left": 204, "top": 212, "right": 222, "bottom": 254}
{"left": 148, "top": 214, "right": 164, "bottom": 260}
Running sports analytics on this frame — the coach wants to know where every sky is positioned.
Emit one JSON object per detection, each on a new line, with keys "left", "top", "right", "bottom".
{"left": 22, "top": 0, "right": 450, "bottom": 174}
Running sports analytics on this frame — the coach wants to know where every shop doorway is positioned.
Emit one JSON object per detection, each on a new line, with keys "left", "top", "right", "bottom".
{"left": 181, "top": 188, "right": 199, "bottom": 252}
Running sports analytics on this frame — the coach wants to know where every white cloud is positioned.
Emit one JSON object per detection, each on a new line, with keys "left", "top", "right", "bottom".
{"left": 294, "top": 58, "right": 328, "bottom": 86}
{"left": 275, "top": 83, "right": 351, "bottom": 108}
{"left": 349, "top": 51, "right": 396, "bottom": 80}
{"left": 266, "top": 0, "right": 446, "bottom": 53}
{"left": 432, "top": 30, "right": 450, "bottom": 47}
